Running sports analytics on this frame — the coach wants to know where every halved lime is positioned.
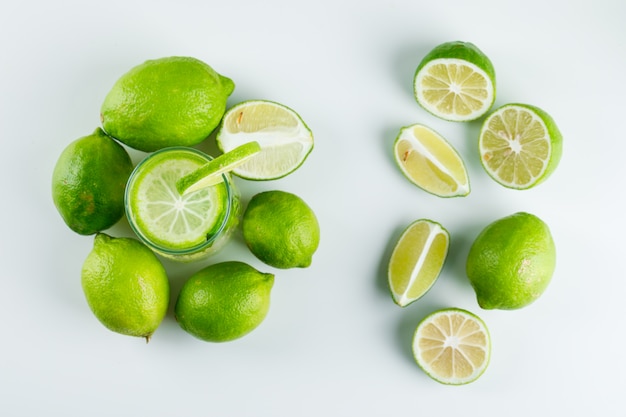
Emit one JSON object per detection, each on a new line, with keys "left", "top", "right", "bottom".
{"left": 216, "top": 100, "right": 314, "bottom": 180}
{"left": 393, "top": 124, "right": 470, "bottom": 197}
{"left": 414, "top": 41, "right": 496, "bottom": 122}
{"left": 176, "top": 141, "right": 261, "bottom": 195}
{"left": 412, "top": 308, "right": 491, "bottom": 385}
{"left": 479, "top": 103, "right": 563, "bottom": 189}
{"left": 388, "top": 219, "right": 449, "bottom": 307}
{"left": 125, "top": 147, "right": 230, "bottom": 252}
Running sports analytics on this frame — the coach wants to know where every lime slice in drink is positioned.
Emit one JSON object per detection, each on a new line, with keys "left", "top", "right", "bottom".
{"left": 414, "top": 41, "right": 496, "bottom": 122}
{"left": 479, "top": 103, "right": 563, "bottom": 189}
{"left": 216, "top": 100, "right": 314, "bottom": 180}
{"left": 126, "top": 148, "right": 230, "bottom": 251}
{"left": 176, "top": 141, "right": 261, "bottom": 195}
{"left": 412, "top": 308, "right": 491, "bottom": 385}
{"left": 388, "top": 219, "right": 449, "bottom": 307}
{"left": 393, "top": 124, "right": 470, "bottom": 197}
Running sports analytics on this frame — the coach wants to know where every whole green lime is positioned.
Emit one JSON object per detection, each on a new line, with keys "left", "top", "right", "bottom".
{"left": 242, "top": 190, "right": 320, "bottom": 269}
{"left": 100, "top": 56, "right": 235, "bottom": 152}
{"left": 466, "top": 212, "right": 556, "bottom": 310}
{"left": 81, "top": 233, "right": 170, "bottom": 341}
{"left": 52, "top": 128, "right": 133, "bottom": 235}
{"left": 175, "top": 261, "right": 274, "bottom": 342}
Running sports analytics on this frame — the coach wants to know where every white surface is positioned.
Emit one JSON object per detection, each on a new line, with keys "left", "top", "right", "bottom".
{"left": 2, "top": 0, "right": 623, "bottom": 415}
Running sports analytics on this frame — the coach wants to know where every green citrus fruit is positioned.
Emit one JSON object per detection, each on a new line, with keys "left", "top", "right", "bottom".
{"left": 388, "top": 219, "right": 449, "bottom": 307}
{"left": 52, "top": 128, "right": 133, "bottom": 235}
{"left": 81, "top": 233, "right": 170, "bottom": 341}
{"left": 466, "top": 212, "right": 556, "bottom": 310}
{"left": 174, "top": 261, "right": 274, "bottom": 342}
{"left": 414, "top": 41, "right": 496, "bottom": 122}
{"left": 176, "top": 141, "right": 261, "bottom": 195}
{"left": 101, "top": 56, "right": 235, "bottom": 152}
{"left": 216, "top": 100, "right": 314, "bottom": 180}
{"left": 479, "top": 103, "right": 563, "bottom": 189}
{"left": 393, "top": 124, "right": 470, "bottom": 197}
{"left": 242, "top": 190, "right": 320, "bottom": 269}
{"left": 412, "top": 308, "right": 491, "bottom": 385}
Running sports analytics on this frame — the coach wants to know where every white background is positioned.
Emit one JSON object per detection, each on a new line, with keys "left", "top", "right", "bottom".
{"left": 1, "top": 0, "right": 623, "bottom": 415}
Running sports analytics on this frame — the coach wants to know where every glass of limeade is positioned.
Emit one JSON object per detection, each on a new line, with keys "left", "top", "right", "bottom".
{"left": 125, "top": 147, "right": 240, "bottom": 262}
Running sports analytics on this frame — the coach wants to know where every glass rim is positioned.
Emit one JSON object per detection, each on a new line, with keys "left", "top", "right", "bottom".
{"left": 124, "top": 146, "right": 234, "bottom": 256}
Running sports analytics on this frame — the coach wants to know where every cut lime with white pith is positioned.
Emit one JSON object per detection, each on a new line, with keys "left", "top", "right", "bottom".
{"left": 413, "top": 308, "right": 491, "bottom": 385}
{"left": 393, "top": 124, "right": 470, "bottom": 197}
{"left": 479, "top": 103, "right": 563, "bottom": 189}
{"left": 414, "top": 41, "right": 496, "bottom": 122}
{"left": 125, "top": 147, "right": 230, "bottom": 251}
{"left": 176, "top": 141, "right": 261, "bottom": 195}
{"left": 388, "top": 219, "right": 449, "bottom": 307}
{"left": 216, "top": 100, "right": 314, "bottom": 180}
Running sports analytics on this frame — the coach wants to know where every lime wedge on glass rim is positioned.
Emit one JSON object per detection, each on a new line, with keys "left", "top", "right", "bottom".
{"left": 176, "top": 141, "right": 261, "bottom": 195}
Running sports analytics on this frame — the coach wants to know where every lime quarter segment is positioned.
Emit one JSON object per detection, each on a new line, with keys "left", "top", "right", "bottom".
{"left": 479, "top": 103, "right": 563, "bottom": 189}
{"left": 216, "top": 100, "right": 314, "bottom": 180}
{"left": 414, "top": 41, "right": 496, "bottom": 122}
{"left": 388, "top": 219, "right": 449, "bottom": 307}
{"left": 176, "top": 141, "right": 261, "bottom": 195}
{"left": 393, "top": 124, "right": 470, "bottom": 197}
{"left": 412, "top": 308, "right": 491, "bottom": 385}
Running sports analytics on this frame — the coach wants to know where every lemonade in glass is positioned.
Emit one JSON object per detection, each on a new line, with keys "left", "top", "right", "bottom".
{"left": 125, "top": 147, "right": 239, "bottom": 262}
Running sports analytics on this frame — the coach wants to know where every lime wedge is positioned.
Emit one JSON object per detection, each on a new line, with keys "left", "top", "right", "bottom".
{"left": 414, "top": 41, "right": 496, "bottom": 122}
{"left": 393, "top": 124, "right": 470, "bottom": 197}
{"left": 388, "top": 219, "right": 449, "bottom": 307}
{"left": 479, "top": 103, "right": 563, "bottom": 189}
{"left": 412, "top": 308, "right": 491, "bottom": 385}
{"left": 216, "top": 100, "right": 314, "bottom": 180}
{"left": 176, "top": 141, "right": 261, "bottom": 195}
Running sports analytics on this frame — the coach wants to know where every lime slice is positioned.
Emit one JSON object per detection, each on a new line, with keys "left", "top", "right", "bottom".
{"left": 414, "top": 41, "right": 496, "bottom": 122}
{"left": 176, "top": 141, "right": 261, "bottom": 195}
{"left": 393, "top": 124, "right": 470, "bottom": 197}
{"left": 479, "top": 103, "right": 563, "bottom": 189}
{"left": 126, "top": 148, "right": 229, "bottom": 251}
{"left": 388, "top": 219, "right": 449, "bottom": 307}
{"left": 216, "top": 100, "right": 314, "bottom": 180}
{"left": 412, "top": 308, "right": 491, "bottom": 385}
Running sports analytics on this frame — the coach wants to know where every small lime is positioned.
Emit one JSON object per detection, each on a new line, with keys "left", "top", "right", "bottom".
{"left": 242, "top": 190, "right": 320, "bottom": 269}
{"left": 52, "top": 128, "right": 133, "bottom": 235}
{"left": 175, "top": 261, "right": 274, "bottom": 342}
{"left": 466, "top": 212, "right": 556, "bottom": 310}
{"left": 81, "top": 233, "right": 170, "bottom": 341}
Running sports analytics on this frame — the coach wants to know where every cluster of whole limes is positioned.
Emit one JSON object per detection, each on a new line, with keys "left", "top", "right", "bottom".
{"left": 387, "top": 41, "right": 562, "bottom": 385}
{"left": 52, "top": 56, "right": 320, "bottom": 342}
